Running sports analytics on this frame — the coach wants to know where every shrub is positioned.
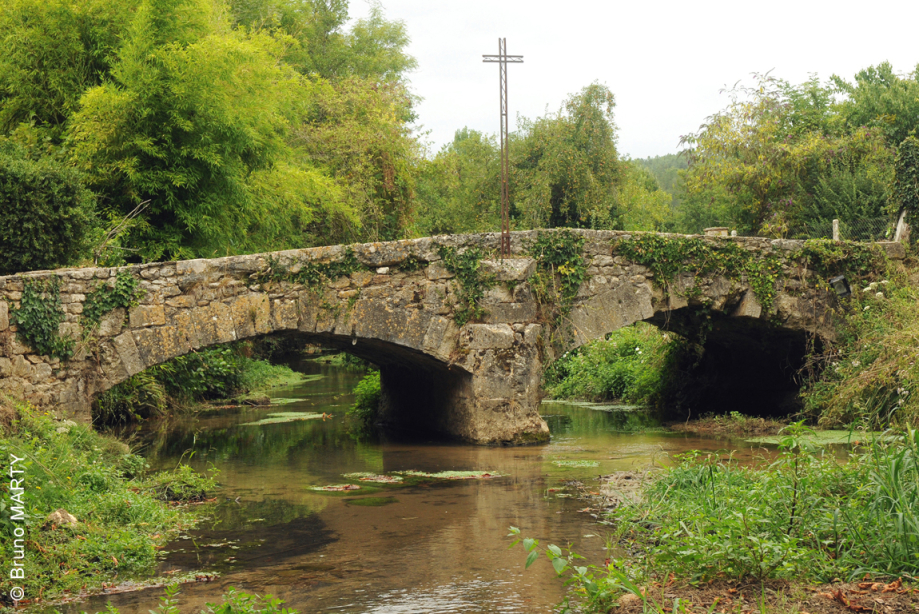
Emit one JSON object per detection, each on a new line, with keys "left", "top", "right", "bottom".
{"left": 0, "top": 142, "right": 93, "bottom": 275}
{"left": 544, "top": 323, "right": 685, "bottom": 405}
{"left": 348, "top": 371, "right": 381, "bottom": 426}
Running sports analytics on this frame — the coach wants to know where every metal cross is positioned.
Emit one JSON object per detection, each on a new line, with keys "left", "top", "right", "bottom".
{"left": 483, "top": 38, "right": 523, "bottom": 259}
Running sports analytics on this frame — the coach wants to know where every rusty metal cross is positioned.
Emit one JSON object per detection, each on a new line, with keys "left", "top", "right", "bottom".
{"left": 483, "top": 38, "right": 523, "bottom": 259}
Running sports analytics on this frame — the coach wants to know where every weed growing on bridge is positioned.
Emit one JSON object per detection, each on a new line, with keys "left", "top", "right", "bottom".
{"left": 256, "top": 249, "right": 363, "bottom": 288}
{"left": 82, "top": 271, "right": 142, "bottom": 333}
{"left": 436, "top": 244, "right": 495, "bottom": 326}
{"left": 798, "top": 239, "right": 887, "bottom": 284}
{"left": 10, "top": 277, "right": 74, "bottom": 359}
{"left": 529, "top": 231, "right": 588, "bottom": 332}
{"left": 613, "top": 235, "right": 785, "bottom": 311}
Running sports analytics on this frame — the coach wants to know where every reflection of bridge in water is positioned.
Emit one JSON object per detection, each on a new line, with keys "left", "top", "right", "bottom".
{"left": 0, "top": 230, "right": 903, "bottom": 443}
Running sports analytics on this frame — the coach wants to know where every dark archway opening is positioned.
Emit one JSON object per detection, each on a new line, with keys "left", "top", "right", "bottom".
{"left": 646, "top": 308, "right": 818, "bottom": 419}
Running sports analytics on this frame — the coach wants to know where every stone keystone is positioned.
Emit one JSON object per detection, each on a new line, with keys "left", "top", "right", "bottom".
{"left": 480, "top": 258, "right": 536, "bottom": 282}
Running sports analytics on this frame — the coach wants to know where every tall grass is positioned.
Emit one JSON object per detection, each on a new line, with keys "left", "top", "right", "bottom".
{"left": 0, "top": 398, "right": 214, "bottom": 601}
{"left": 802, "top": 264, "right": 919, "bottom": 429}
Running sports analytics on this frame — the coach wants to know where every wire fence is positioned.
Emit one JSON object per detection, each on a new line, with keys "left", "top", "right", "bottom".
{"left": 781, "top": 217, "right": 895, "bottom": 242}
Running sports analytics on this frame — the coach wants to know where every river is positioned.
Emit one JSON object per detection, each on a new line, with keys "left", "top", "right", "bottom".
{"left": 68, "top": 360, "right": 758, "bottom": 613}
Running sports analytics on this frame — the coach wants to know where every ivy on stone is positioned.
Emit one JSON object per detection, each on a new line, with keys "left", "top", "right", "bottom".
{"left": 436, "top": 244, "right": 494, "bottom": 327}
{"left": 11, "top": 277, "right": 74, "bottom": 359}
{"left": 82, "top": 271, "right": 142, "bottom": 331}
{"left": 893, "top": 136, "right": 919, "bottom": 225}
{"left": 256, "top": 249, "right": 363, "bottom": 288}
{"left": 614, "top": 234, "right": 784, "bottom": 311}
{"left": 528, "top": 230, "right": 587, "bottom": 314}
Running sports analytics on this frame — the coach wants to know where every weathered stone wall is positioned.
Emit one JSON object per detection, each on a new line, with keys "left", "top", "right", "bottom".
{"left": 0, "top": 230, "right": 904, "bottom": 443}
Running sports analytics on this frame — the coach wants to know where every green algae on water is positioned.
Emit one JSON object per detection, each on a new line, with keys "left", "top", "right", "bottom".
{"left": 345, "top": 496, "right": 399, "bottom": 506}
{"left": 745, "top": 430, "right": 878, "bottom": 445}
{"left": 395, "top": 470, "right": 503, "bottom": 480}
{"left": 552, "top": 460, "right": 600, "bottom": 468}
{"left": 241, "top": 412, "right": 327, "bottom": 426}
{"left": 343, "top": 472, "right": 404, "bottom": 484}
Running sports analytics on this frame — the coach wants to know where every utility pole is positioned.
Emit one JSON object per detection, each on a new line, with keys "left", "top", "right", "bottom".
{"left": 483, "top": 38, "right": 523, "bottom": 259}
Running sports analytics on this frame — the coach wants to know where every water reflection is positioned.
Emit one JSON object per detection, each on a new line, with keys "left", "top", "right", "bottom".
{"left": 70, "top": 362, "right": 765, "bottom": 613}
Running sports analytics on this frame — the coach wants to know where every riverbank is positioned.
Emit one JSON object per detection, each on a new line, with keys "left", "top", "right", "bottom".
{"left": 526, "top": 426, "right": 919, "bottom": 613}
{"left": 0, "top": 396, "right": 217, "bottom": 608}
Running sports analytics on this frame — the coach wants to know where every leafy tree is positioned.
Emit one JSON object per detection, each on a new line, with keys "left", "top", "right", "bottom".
{"left": 68, "top": 0, "right": 350, "bottom": 261}
{"left": 0, "top": 141, "right": 93, "bottom": 275}
{"left": 832, "top": 62, "right": 919, "bottom": 147}
{"left": 679, "top": 74, "right": 892, "bottom": 236}
{"left": 893, "top": 136, "right": 919, "bottom": 224}
{"left": 413, "top": 128, "right": 501, "bottom": 236}
{"left": 511, "top": 82, "right": 622, "bottom": 229}
{"left": 618, "top": 161, "right": 674, "bottom": 231}
{"left": 0, "top": 0, "right": 136, "bottom": 139}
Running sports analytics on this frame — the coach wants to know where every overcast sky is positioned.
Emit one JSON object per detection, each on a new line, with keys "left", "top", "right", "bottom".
{"left": 348, "top": 0, "right": 919, "bottom": 160}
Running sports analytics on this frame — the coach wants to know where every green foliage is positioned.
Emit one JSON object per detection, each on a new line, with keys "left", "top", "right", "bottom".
{"left": 413, "top": 128, "right": 501, "bottom": 236}
{"left": 636, "top": 153, "right": 687, "bottom": 209}
{"left": 528, "top": 230, "right": 587, "bottom": 332}
{"left": 436, "top": 244, "right": 495, "bottom": 327}
{"left": 10, "top": 278, "right": 75, "bottom": 359}
{"left": 0, "top": 399, "right": 203, "bottom": 600}
{"left": 94, "top": 371, "right": 168, "bottom": 425}
{"left": 614, "top": 234, "right": 783, "bottom": 311}
{"left": 516, "top": 429, "right": 919, "bottom": 609}
{"left": 81, "top": 271, "right": 142, "bottom": 331}
{"left": 144, "top": 462, "right": 218, "bottom": 502}
{"left": 256, "top": 250, "right": 362, "bottom": 288}
{"left": 801, "top": 265, "right": 919, "bottom": 429}
{"left": 0, "top": 142, "right": 94, "bottom": 275}
{"left": 104, "top": 585, "right": 296, "bottom": 614}
{"left": 613, "top": 429, "right": 919, "bottom": 582}
{"left": 544, "top": 324, "right": 685, "bottom": 405}
{"left": 798, "top": 238, "right": 887, "bottom": 281}
{"left": 512, "top": 83, "right": 622, "bottom": 230}
{"left": 348, "top": 370, "right": 381, "bottom": 427}
{"left": 893, "top": 136, "right": 919, "bottom": 223}
{"left": 678, "top": 73, "right": 894, "bottom": 236}
{"left": 831, "top": 62, "right": 919, "bottom": 148}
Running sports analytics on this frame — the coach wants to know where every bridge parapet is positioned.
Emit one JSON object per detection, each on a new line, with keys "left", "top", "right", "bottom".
{"left": 0, "top": 230, "right": 902, "bottom": 442}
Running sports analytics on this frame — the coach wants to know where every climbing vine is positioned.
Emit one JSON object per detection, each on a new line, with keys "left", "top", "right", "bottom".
{"left": 11, "top": 277, "right": 74, "bottom": 359}
{"left": 614, "top": 235, "right": 784, "bottom": 311}
{"left": 436, "top": 244, "right": 495, "bottom": 327}
{"left": 256, "top": 249, "right": 363, "bottom": 288}
{"left": 528, "top": 230, "right": 587, "bottom": 326}
{"left": 798, "top": 239, "right": 887, "bottom": 286}
{"left": 82, "top": 271, "right": 142, "bottom": 331}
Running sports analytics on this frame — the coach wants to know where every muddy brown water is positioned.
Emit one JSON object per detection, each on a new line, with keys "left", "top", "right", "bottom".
{"left": 68, "top": 362, "right": 771, "bottom": 613}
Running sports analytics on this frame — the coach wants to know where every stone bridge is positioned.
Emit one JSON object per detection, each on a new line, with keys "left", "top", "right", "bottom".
{"left": 0, "top": 230, "right": 904, "bottom": 443}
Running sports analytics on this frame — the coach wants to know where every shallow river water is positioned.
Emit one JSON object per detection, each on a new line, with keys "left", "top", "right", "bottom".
{"left": 72, "top": 361, "right": 763, "bottom": 613}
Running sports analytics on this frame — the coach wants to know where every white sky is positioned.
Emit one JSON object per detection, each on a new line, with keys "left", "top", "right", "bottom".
{"left": 349, "top": 0, "right": 919, "bottom": 160}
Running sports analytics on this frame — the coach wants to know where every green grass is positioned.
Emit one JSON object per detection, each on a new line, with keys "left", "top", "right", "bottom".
{"left": 514, "top": 425, "right": 919, "bottom": 613}
{"left": 544, "top": 323, "right": 686, "bottom": 405}
{"left": 0, "top": 397, "right": 216, "bottom": 602}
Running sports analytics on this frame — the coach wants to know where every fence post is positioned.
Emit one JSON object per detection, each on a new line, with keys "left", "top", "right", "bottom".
{"left": 832, "top": 219, "right": 840, "bottom": 241}
{"left": 894, "top": 210, "right": 910, "bottom": 244}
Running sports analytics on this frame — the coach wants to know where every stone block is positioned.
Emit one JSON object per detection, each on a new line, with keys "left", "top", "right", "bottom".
{"left": 329, "top": 276, "right": 351, "bottom": 289}
{"left": 32, "top": 362, "right": 53, "bottom": 382}
{"left": 129, "top": 305, "right": 166, "bottom": 328}
{"left": 272, "top": 299, "right": 299, "bottom": 330}
{"left": 166, "top": 295, "right": 196, "bottom": 309}
{"left": 732, "top": 290, "right": 762, "bottom": 319}
{"left": 112, "top": 332, "right": 145, "bottom": 376}
{"left": 134, "top": 325, "right": 190, "bottom": 368}
{"left": 0, "top": 357, "right": 10, "bottom": 377}
{"left": 422, "top": 316, "right": 458, "bottom": 362}
{"left": 463, "top": 324, "right": 515, "bottom": 350}
{"left": 480, "top": 258, "right": 536, "bottom": 282}
{"left": 876, "top": 241, "right": 906, "bottom": 260}
{"left": 176, "top": 259, "right": 210, "bottom": 275}
{"left": 483, "top": 302, "right": 537, "bottom": 324}
{"left": 191, "top": 301, "right": 236, "bottom": 346}
{"left": 350, "top": 271, "right": 375, "bottom": 287}
{"left": 12, "top": 355, "right": 33, "bottom": 378}
{"left": 229, "top": 294, "right": 271, "bottom": 338}
{"left": 569, "top": 283, "right": 655, "bottom": 346}
{"left": 425, "top": 262, "right": 454, "bottom": 281}
{"left": 523, "top": 323, "right": 542, "bottom": 345}
{"left": 482, "top": 286, "right": 514, "bottom": 304}
{"left": 97, "top": 309, "right": 125, "bottom": 337}
{"left": 0, "top": 301, "right": 7, "bottom": 331}
{"left": 297, "top": 292, "right": 321, "bottom": 333}
{"left": 174, "top": 311, "right": 201, "bottom": 349}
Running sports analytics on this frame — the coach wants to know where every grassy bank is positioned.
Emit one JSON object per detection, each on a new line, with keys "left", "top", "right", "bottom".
{"left": 94, "top": 342, "right": 305, "bottom": 425}
{"left": 0, "top": 397, "right": 216, "bottom": 606}
{"left": 544, "top": 323, "right": 686, "bottom": 406}
{"left": 515, "top": 427, "right": 919, "bottom": 612}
